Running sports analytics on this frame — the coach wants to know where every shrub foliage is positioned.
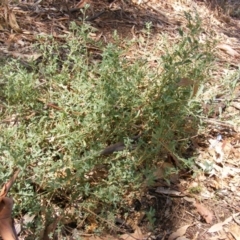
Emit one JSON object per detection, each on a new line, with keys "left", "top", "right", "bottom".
{"left": 0, "top": 13, "right": 214, "bottom": 236}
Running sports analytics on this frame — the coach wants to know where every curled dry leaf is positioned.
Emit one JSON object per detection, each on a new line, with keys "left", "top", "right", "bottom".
{"left": 8, "top": 10, "right": 21, "bottom": 32}
{"left": 168, "top": 225, "right": 191, "bottom": 240}
{"left": 217, "top": 44, "right": 239, "bottom": 57}
{"left": 194, "top": 202, "right": 213, "bottom": 224}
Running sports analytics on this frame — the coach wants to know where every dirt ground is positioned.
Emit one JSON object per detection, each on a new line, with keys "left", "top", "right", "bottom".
{"left": 1, "top": 0, "right": 240, "bottom": 239}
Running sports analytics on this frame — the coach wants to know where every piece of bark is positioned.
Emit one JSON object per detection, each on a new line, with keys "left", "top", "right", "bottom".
{"left": 194, "top": 202, "right": 213, "bottom": 224}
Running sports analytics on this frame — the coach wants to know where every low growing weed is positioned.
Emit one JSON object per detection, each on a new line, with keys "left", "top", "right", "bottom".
{"left": 0, "top": 13, "right": 215, "bottom": 236}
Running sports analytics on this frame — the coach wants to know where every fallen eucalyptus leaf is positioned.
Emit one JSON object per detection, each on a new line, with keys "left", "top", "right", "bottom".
{"left": 207, "top": 222, "right": 224, "bottom": 233}
{"left": 168, "top": 225, "right": 191, "bottom": 240}
{"left": 176, "top": 237, "right": 190, "bottom": 240}
{"left": 217, "top": 44, "right": 239, "bottom": 57}
{"left": 156, "top": 187, "right": 184, "bottom": 197}
{"left": 9, "top": 10, "right": 21, "bottom": 32}
{"left": 208, "top": 213, "right": 239, "bottom": 233}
